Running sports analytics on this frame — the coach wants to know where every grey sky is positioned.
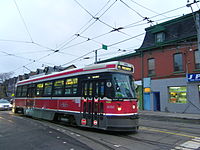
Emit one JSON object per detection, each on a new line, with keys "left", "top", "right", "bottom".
{"left": 0, "top": 0, "right": 199, "bottom": 76}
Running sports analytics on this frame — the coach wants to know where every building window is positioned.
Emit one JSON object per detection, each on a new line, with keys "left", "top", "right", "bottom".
{"left": 155, "top": 32, "right": 165, "bottom": 43}
{"left": 173, "top": 53, "right": 183, "bottom": 72}
{"left": 148, "top": 58, "right": 155, "bottom": 75}
{"left": 169, "top": 86, "right": 187, "bottom": 103}
{"left": 195, "top": 50, "right": 200, "bottom": 69}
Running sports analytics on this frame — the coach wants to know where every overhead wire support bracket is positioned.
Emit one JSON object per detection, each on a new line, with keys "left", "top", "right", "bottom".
{"left": 111, "top": 27, "right": 124, "bottom": 32}
{"left": 186, "top": 0, "right": 199, "bottom": 7}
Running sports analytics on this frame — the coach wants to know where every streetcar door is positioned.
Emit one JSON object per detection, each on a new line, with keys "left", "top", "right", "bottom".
{"left": 81, "top": 80, "right": 105, "bottom": 127}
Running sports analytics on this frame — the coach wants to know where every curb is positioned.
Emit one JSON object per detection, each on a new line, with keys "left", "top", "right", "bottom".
{"left": 139, "top": 114, "right": 200, "bottom": 124}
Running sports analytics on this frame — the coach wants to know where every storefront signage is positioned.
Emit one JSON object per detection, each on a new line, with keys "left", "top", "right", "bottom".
{"left": 187, "top": 73, "right": 200, "bottom": 82}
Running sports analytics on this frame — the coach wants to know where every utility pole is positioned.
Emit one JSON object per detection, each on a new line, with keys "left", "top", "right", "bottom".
{"left": 186, "top": 0, "right": 200, "bottom": 52}
{"left": 196, "top": 12, "right": 200, "bottom": 54}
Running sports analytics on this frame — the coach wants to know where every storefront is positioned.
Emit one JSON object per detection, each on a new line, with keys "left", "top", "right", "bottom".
{"left": 149, "top": 76, "right": 200, "bottom": 114}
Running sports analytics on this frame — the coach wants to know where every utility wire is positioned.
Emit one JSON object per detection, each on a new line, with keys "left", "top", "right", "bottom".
{"left": 120, "top": 0, "right": 154, "bottom": 25}
{"left": 73, "top": 0, "right": 116, "bottom": 32}
{"left": 120, "top": 0, "right": 144, "bottom": 18}
{"left": 124, "top": 5, "right": 186, "bottom": 29}
{"left": 108, "top": 32, "right": 145, "bottom": 47}
{"left": 61, "top": 32, "right": 145, "bottom": 66}
{"left": 129, "top": 0, "right": 167, "bottom": 18}
{"left": 57, "top": 0, "right": 115, "bottom": 50}
{"left": 74, "top": 0, "right": 93, "bottom": 17}
{"left": 13, "top": 0, "right": 33, "bottom": 42}
{"left": 61, "top": 50, "right": 95, "bottom": 67}
{"left": 0, "top": 39, "right": 32, "bottom": 43}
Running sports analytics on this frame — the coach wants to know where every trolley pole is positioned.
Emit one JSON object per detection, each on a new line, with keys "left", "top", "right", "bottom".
{"left": 95, "top": 50, "right": 97, "bottom": 64}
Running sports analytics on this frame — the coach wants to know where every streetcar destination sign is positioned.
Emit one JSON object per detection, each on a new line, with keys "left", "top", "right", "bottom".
{"left": 187, "top": 73, "right": 200, "bottom": 82}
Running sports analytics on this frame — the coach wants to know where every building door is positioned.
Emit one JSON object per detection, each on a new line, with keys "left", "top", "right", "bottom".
{"left": 153, "top": 92, "right": 160, "bottom": 111}
{"left": 144, "top": 93, "right": 151, "bottom": 110}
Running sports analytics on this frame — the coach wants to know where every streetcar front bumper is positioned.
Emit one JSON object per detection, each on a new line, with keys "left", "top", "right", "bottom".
{"left": 105, "top": 114, "right": 139, "bottom": 132}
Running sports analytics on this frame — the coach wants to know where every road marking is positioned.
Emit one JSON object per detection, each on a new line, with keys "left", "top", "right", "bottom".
{"left": 173, "top": 138, "right": 200, "bottom": 150}
{"left": 114, "top": 145, "right": 121, "bottom": 148}
{"left": 140, "top": 126, "right": 198, "bottom": 138}
{"left": 180, "top": 140, "right": 200, "bottom": 149}
{"left": 0, "top": 116, "right": 14, "bottom": 123}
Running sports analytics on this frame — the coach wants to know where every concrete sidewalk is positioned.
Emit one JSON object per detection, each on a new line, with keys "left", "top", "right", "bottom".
{"left": 139, "top": 110, "right": 200, "bottom": 124}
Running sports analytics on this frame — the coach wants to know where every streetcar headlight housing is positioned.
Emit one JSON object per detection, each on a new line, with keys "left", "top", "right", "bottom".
{"left": 117, "top": 104, "right": 122, "bottom": 111}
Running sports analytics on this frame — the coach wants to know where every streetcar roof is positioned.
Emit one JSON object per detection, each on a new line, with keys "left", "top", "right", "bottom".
{"left": 17, "top": 61, "right": 134, "bottom": 85}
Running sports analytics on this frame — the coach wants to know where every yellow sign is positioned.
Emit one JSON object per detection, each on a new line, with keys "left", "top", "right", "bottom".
{"left": 117, "top": 65, "right": 133, "bottom": 72}
{"left": 144, "top": 88, "right": 151, "bottom": 93}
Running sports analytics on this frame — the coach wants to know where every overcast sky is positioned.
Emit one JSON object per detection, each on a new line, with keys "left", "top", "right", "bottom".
{"left": 0, "top": 0, "right": 199, "bottom": 76}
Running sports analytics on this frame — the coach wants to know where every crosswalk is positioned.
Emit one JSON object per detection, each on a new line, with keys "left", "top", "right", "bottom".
{"left": 172, "top": 137, "right": 200, "bottom": 150}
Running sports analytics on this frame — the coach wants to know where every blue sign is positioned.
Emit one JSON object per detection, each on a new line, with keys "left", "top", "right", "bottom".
{"left": 143, "top": 78, "right": 151, "bottom": 88}
{"left": 187, "top": 73, "right": 200, "bottom": 82}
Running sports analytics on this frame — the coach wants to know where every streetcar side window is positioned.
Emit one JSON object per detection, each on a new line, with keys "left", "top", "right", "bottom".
{"left": 27, "top": 84, "right": 36, "bottom": 97}
{"left": 36, "top": 83, "right": 44, "bottom": 96}
{"left": 83, "top": 82, "right": 88, "bottom": 97}
{"left": 43, "top": 82, "right": 53, "bottom": 96}
{"left": 94, "top": 81, "right": 105, "bottom": 98}
{"left": 64, "top": 78, "right": 78, "bottom": 96}
{"left": 100, "top": 82, "right": 105, "bottom": 98}
{"left": 21, "top": 85, "right": 28, "bottom": 97}
{"left": 16, "top": 86, "right": 22, "bottom": 97}
{"left": 89, "top": 82, "right": 93, "bottom": 96}
{"left": 53, "top": 80, "right": 64, "bottom": 96}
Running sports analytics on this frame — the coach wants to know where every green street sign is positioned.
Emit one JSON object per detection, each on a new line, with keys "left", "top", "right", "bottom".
{"left": 102, "top": 44, "right": 108, "bottom": 50}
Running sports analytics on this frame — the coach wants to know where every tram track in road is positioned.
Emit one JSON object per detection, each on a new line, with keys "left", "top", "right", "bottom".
{"left": 118, "top": 134, "right": 175, "bottom": 150}
{"left": 12, "top": 113, "right": 118, "bottom": 150}
{"left": 10, "top": 112, "right": 200, "bottom": 150}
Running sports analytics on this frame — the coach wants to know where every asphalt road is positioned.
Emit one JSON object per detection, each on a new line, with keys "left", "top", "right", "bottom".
{"left": 1, "top": 111, "right": 200, "bottom": 150}
{"left": 0, "top": 111, "right": 92, "bottom": 150}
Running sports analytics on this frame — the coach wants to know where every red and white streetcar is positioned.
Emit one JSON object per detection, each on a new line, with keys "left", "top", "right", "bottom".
{"left": 13, "top": 61, "right": 139, "bottom": 131}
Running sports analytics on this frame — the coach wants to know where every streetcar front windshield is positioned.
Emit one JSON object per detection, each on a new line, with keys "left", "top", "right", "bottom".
{"left": 113, "top": 74, "right": 135, "bottom": 99}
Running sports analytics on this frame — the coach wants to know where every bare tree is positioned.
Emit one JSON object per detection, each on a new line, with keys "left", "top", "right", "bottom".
{"left": 0, "top": 72, "right": 14, "bottom": 98}
{"left": 0, "top": 72, "right": 14, "bottom": 83}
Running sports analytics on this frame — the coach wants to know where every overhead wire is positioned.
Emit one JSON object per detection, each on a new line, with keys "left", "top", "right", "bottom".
{"left": 124, "top": 5, "right": 186, "bottom": 29}
{"left": 129, "top": 0, "right": 168, "bottom": 18}
{"left": 61, "top": 50, "right": 95, "bottom": 67}
{"left": 6, "top": 1, "right": 196, "bottom": 75}
{"left": 61, "top": 32, "right": 145, "bottom": 66}
{"left": 57, "top": 0, "right": 114, "bottom": 50}
{"left": 8, "top": 0, "right": 116, "bottom": 73}
{"left": 120, "top": 0, "right": 145, "bottom": 19}
{"left": 59, "top": 0, "right": 118, "bottom": 51}
{"left": 0, "top": 39, "right": 32, "bottom": 43}
{"left": 13, "top": 0, "right": 34, "bottom": 42}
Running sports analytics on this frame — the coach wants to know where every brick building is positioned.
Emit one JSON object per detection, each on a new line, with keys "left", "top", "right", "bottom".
{"left": 100, "top": 11, "right": 200, "bottom": 114}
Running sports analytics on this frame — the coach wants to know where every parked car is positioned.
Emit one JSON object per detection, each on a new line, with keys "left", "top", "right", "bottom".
{"left": 0, "top": 99, "right": 12, "bottom": 110}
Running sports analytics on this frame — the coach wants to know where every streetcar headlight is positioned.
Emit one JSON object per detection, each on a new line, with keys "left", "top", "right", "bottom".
{"left": 132, "top": 105, "right": 136, "bottom": 109}
{"left": 117, "top": 107, "right": 122, "bottom": 111}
